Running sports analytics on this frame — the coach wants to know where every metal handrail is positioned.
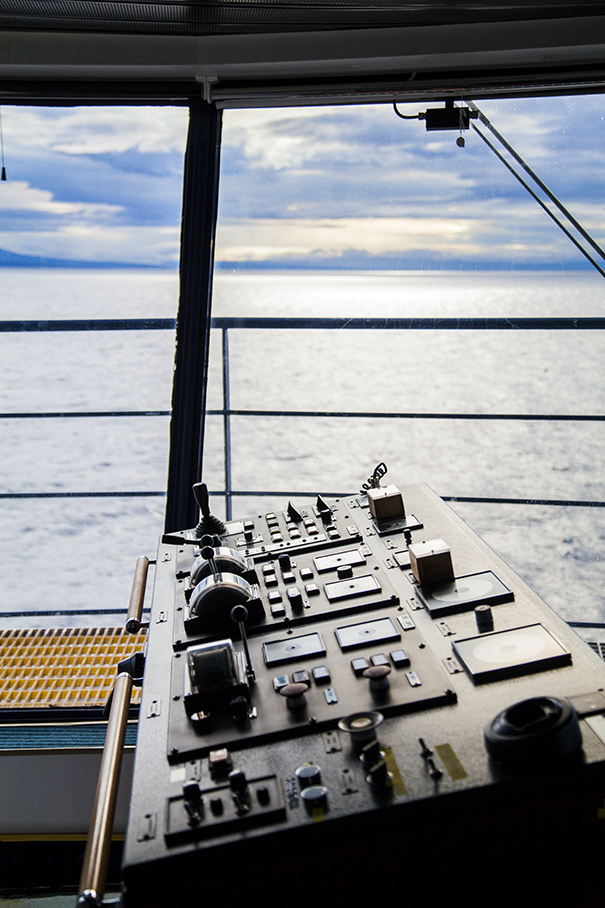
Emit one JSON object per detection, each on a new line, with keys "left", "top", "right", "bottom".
{"left": 77, "top": 671, "right": 133, "bottom": 908}
{"left": 1, "top": 315, "right": 605, "bottom": 333}
{"left": 211, "top": 316, "right": 605, "bottom": 330}
{"left": 212, "top": 319, "right": 605, "bottom": 518}
{"left": 1, "top": 315, "right": 603, "bottom": 514}
{"left": 126, "top": 556, "right": 150, "bottom": 634}
{"left": 78, "top": 557, "right": 149, "bottom": 906}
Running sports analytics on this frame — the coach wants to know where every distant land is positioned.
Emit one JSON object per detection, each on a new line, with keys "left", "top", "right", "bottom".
{"left": 214, "top": 254, "right": 592, "bottom": 271}
{"left": 0, "top": 246, "right": 594, "bottom": 271}
{"left": 0, "top": 248, "right": 177, "bottom": 269}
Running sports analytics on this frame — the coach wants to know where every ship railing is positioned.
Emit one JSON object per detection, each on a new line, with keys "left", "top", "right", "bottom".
{"left": 2, "top": 314, "right": 605, "bottom": 518}
{"left": 1, "top": 313, "right": 605, "bottom": 624}
{"left": 210, "top": 315, "right": 605, "bottom": 520}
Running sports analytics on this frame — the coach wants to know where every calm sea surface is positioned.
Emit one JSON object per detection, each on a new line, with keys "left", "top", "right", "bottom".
{"left": 1, "top": 268, "right": 604, "bottom": 631}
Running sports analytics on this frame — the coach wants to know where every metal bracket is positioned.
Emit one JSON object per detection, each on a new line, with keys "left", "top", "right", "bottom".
{"left": 196, "top": 76, "right": 219, "bottom": 103}
{"left": 103, "top": 654, "right": 145, "bottom": 718}
{"left": 118, "top": 651, "right": 145, "bottom": 686}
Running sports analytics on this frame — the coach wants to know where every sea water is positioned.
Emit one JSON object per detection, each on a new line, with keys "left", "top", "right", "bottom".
{"left": 1, "top": 268, "right": 604, "bottom": 630}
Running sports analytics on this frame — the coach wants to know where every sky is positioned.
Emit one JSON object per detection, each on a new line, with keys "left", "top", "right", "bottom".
{"left": 0, "top": 94, "right": 604, "bottom": 269}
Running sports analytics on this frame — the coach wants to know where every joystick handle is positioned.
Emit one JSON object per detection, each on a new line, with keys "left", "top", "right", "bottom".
{"left": 192, "top": 483, "right": 226, "bottom": 537}
{"left": 193, "top": 482, "right": 211, "bottom": 518}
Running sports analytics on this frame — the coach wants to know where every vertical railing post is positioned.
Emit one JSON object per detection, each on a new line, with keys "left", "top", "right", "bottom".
{"left": 222, "top": 327, "right": 233, "bottom": 520}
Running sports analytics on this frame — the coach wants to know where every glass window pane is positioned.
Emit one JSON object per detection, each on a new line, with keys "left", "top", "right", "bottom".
{"left": 0, "top": 105, "right": 188, "bottom": 625}
{"left": 207, "top": 98, "right": 605, "bottom": 627}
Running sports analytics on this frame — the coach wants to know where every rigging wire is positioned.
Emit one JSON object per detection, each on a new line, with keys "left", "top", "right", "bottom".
{"left": 392, "top": 96, "right": 605, "bottom": 277}
{"left": 468, "top": 100, "right": 605, "bottom": 276}
{"left": 470, "top": 118, "right": 605, "bottom": 279}
{"left": 469, "top": 101, "right": 605, "bottom": 265}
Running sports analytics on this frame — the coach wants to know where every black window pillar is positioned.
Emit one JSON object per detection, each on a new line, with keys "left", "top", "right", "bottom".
{"left": 165, "top": 99, "right": 222, "bottom": 533}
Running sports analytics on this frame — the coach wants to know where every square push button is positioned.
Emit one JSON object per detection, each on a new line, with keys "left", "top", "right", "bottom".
{"left": 312, "top": 665, "right": 331, "bottom": 684}
{"left": 371, "top": 653, "right": 388, "bottom": 666}
{"left": 390, "top": 648, "right": 410, "bottom": 667}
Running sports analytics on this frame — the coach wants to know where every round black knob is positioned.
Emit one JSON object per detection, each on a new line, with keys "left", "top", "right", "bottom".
{"left": 287, "top": 587, "right": 304, "bottom": 611}
{"left": 301, "top": 785, "right": 328, "bottom": 811}
{"left": 484, "top": 697, "right": 581, "bottom": 763}
{"left": 279, "top": 683, "right": 308, "bottom": 710}
{"left": 360, "top": 739, "right": 383, "bottom": 766}
{"left": 475, "top": 604, "right": 494, "bottom": 632}
{"left": 337, "top": 564, "right": 353, "bottom": 579}
{"left": 230, "top": 695, "right": 249, "bottom": 721}
{"left": 278, "top": 553, "right": 292, "bottom": 572}
{"left": 366, "top": 759, "right": 390, "bottom": 787}
{"left": 295, "top": 764, "right": 321, "bottom": 788}
{"left": 231, "top": 604, "right": 249, "bottom": 625}
{"left": 363, "top": 665, "right": 391, "bottom": 691}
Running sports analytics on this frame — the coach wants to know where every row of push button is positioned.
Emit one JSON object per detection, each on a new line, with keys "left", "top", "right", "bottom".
{"left": 273, "top": 665, "right": 331, "bottom": 690}
{"left": 266, "top": 512, "right": 321, "bottom": 542}
{"left": 351, "top": 650, "right": 410, "bottom": 674}
{"left": 262, "top": 563, "right": 315, "bottom": 585}
{"left": 262, "top": 559, "right": 321, "bottom": 616}
{"left": 266, "top": 512, "right": 341, "bottom": 543}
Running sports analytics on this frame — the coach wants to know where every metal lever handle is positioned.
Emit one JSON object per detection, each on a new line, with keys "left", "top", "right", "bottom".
{"left": 125, "top": 555, "right": 149, "bottom": 634}
{"left": 78, "top": 671, "right": 133, "bottom": 906}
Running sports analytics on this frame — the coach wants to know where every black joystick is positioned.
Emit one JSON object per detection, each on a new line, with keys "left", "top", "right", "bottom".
{"left": 193, "top": 483, "right": 226, "bottom": 537}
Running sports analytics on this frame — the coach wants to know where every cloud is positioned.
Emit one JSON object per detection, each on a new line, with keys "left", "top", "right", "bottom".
{"left": 214, "top": 96, "right": 605, "bottom": 268}
{"left": 222, "top": 106, "right": 410, "bottom": 171}
{"left": 217, "top": 216, "right": 485, "bottom": 261}
{"left": 0, "top": 107, "right": 187, "bottom": 265}
{"left": 1, "top": 106, "right": 189, "bottom": 156}
{"left": 0, "top": 225, "right": 180, "bottom": 265}
{"left": 2, "top": 98, "right": 604, "bottom": 269}
{"left": 215, "top": 208, "right": 600, "bottom": 265}
{"left": 0, "top": 181, "right": 122, "bottom": 217}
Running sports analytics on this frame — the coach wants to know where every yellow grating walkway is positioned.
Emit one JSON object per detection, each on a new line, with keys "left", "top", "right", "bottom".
{"left": 0, "top": 627, "right": 147, "bottom": 709}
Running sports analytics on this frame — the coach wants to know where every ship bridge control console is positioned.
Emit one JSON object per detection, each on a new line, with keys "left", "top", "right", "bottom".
{"left": 122, "top": 478, "right": 605, "bottom": 904}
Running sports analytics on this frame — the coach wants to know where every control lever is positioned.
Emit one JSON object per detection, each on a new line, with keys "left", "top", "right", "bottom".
{"left": 193, "top": 482, "right": 226, "bottom": 537}
{"left": 182, "top": 781, "right": 204, "bottom": 826}
{"left": 316, "top": 495, "right": 332, "bottom": 521}
{"left": 228, "top": 770, "right": 250, "bottom": 814}
{"left": 201, "top": 545, "right": 220, "bottom": 581}
{"left": 287, "top": 501, "right": 304, "bottom": 523}
{"left": 231, "top": 604, "right": 256, "bottom": 682}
